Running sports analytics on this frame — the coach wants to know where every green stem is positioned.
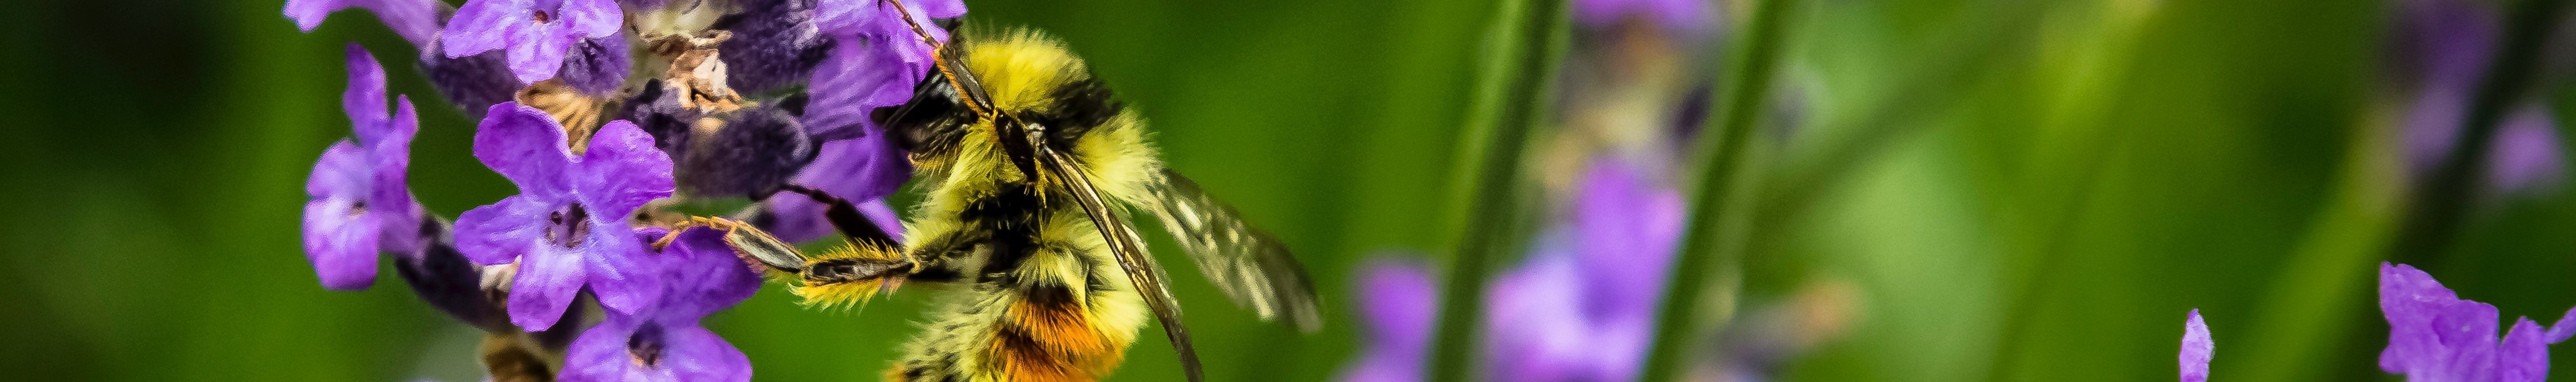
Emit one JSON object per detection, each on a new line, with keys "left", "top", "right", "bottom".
{"left": 2387, "top": 0, "right": 2568, "bottom": 266}
{"left": 1423, "top": 0, "right": 1568, "bottom": 380}
{"left": 1638, "top": 0, "right": 1798, "bottom": 380}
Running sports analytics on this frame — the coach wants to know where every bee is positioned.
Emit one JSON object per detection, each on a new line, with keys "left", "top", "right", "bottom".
{"left": 659, "top": 3, "right": 1322, "bottom": 381}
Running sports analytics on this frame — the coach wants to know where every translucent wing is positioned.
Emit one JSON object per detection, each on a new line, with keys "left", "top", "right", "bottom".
{"left": 1140, "top": 169, "right": 1324, "bottom": 331}
{"left": 1036, "top": 142, "right": 1205, "bottom": 382}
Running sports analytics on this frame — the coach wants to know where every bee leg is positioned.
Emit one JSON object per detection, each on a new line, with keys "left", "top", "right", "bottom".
{"left": 776, "top": 184, "right": 905, "bottom": 252}
{"left": 803, "top": 256, "right": 914, "bottom": 286}
{"left": 653, "top": 216, "right": 812, "bottom": 274}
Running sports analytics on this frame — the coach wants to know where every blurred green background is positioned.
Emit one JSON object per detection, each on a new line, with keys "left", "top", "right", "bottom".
{"left": 4, "top": 0, "right": 2575, "bottom": 381}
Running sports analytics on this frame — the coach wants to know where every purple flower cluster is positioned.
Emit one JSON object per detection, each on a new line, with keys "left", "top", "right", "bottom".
{"left": 561, "top": 228, "right": 762, "bottom": 382}
{"left": 286, "top": 0, "right": 964, "bottom": 380}
{"left": 455, "top": 104, "right": 673, "bottom": 329}
{"left": 303, "top": 44, "right": 424, "bottom": 291}
{"left": 2393, "top": 0, "right": 2566, "bottom": 193}
{"left": 1339, "top": 158, "right": 1684, "bottom": 382}
{"left": 2178, "top": 263, "right": 2576, "bottom": 382}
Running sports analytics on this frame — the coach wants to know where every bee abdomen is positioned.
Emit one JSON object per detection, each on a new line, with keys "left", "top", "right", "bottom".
{"left": 891, "top": 281, "right": 1133, "bottom": 382}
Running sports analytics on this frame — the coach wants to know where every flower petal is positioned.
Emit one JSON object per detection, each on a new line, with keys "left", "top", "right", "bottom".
{"left": 509, "top": 241, "right": 589, "bottom": 329}
{"left": 814, "top": 127, "right": 913, "bottom": 201}
{"left": 308, "top": 141, "right": 372, "bottom": 200}
{"left": 503, "top": 20, "right": 572, "bottom": 84}
{"left": 583, "top": 227, "right": 662, "bottom": 316}
{"left": 442, "top": 0, "right": 524, "bottom": 58}
{"left": 372, "top": 97, "right": 425, "bottom": 254}
{"left": 283, "top": 0, "right": 352, "bottom": 32}
{"left": 285, "top": 0, "right": 444, "bottom": 47}
{"left": 560, "top": 316, "right": 642, "bottom": 382}
{"left": 1357, "top": 259, "right": 1437, "bottom": 349}
{"left": 803, "top": 34, "right": 925, "bottom": 135}
{"left": 574, "top": 120, "right": 676, "bottom": 220}
{"left": 558, "top": 0, "right": 625, "bottom": 39}
{"left": 455, "top": 195, "right": 557, "bottom": 265}
{"left": 473, "top": 103, "right": 575, "bottom": 198}
{"left": 2546, "top": 306, "right": 2576, "bottom": 343}
{"left": 662, "top": 229, "right": 762, "bottom": 319}
{"left": 920, "top": 0, "right": 967, "bottom": 18}
{"left": 1572, "top": 159, "right": 1680, "bottom": 320}
{"left": 2379, "top": 262, "right": 2456, "bottom": 374}
{"left": 344, "top": 44, "right": 391, "bottom": 144}
{"left": 2180, "top": 309, "right": 2213, "bottom": 382}
{"left": 662, "top": 325, "right": 753, "bottom": 382}
{"left": 304, "top": 199, "right": 380, "bottom": 291}
{"left": 2499, "top": 318, "right": 2550, "bottom": 382}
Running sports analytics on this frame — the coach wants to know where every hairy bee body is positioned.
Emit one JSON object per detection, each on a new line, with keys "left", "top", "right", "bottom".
{"left": 880, "top": 31, "right": 1163, "bottom": 382}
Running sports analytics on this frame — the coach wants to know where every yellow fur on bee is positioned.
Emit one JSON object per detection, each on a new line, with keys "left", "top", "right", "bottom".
{"left": 955, "top": 30, "right": 1166, "bottom": 206}
{"left": 881, "top": 29, "right": 1167, "bottom": 382}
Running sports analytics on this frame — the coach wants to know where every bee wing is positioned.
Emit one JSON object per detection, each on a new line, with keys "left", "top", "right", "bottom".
{"left": 1037, "top": 143, "right": 1206, "bottom": 382}
{"left": 1140, "top": 170, "right": 1324, "bottom": 332}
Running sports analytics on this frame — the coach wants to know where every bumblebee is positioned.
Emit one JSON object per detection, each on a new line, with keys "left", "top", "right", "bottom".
{"left": 663, "top": 9, "right": 1321, "bottom": 382}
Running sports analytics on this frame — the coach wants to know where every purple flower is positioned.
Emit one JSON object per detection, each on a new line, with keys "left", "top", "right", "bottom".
{"left": 2393, "top": 0, "right": 2567, "bottom": 194}
{"left": 284, "top": 0, "right": 447, "bottom": 48}
{"left": 1337, "top": 159, "right": 1683, "bottom": 382}
{"left": 1337, "top": 260, "right": 1437, "bottom": 382}
{"left": 2489, "top": 108, "right": 2564, "bottom": 192}
{"left": 1484, "top": 159, "right": 1680, "bottom": 382}
{"left": 304, "top": 45, "right": 424, "bottom": 291}
{"left": 441, "top": 0, "right": 625, "bottom": 85}
{"left": 2378, "top": 262, "right": 2576, "bottom": 381}
{"left": 1572, "top": 0, "right": 1712, "bottom": 34}
{"left": 720, "top": 0, "right": 832, "bottom": 93}
{"left": 2181, "top": 309, "right": 2212, "bottom": 382}
{"left": 802, "top": 0, "right": 963, "bottom": 134}
{"left": 556, "top": 34, "right": 634, "bottom": 95}
{"left": 560, "top": 228, "right": 759, "bottom": 382}
{"left": 760, "top": 132, "right": 910, "bottom": 242}
{"left": 422, "top": 40, "right": 526, "bottom": 117}
{"left": 754, "top": 0, "right": 958, "bottom": 242}
{"left": 455, "top": 103, "right": 675, "bottom": 329}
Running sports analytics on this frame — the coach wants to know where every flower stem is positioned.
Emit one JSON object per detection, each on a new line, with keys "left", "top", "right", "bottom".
{"left": 2387, "top": 0, "right": 2569, "bottom": 267}
{"left": 1423, "top": 0, "right": 1569, "bottom": 380}
{"left": 1639, "top": 0, "right": 1800, "bottom": 380}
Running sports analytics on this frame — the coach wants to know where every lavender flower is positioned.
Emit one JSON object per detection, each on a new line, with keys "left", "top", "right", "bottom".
{"left": 719, "top": 0, "right": 832, "bottom": 94}
{"left": 1571, "top": 0, "right": 1712, "bottom": 34}
{"left": 760, "top": 132, "right": 910, "bottom": 242}
{"left": 556, "top": 34, "right": 634, "bottom": 95}
{"left": 455, "top": 103, "right": 675, "bottom": 329}
{"left": 756, "top": 0, "right": 959, "bottom": 242}
{"left": 1337, "top": 159, "right": 1682, "bottom": 382}
{"left": 1485, "top": 159, "right": 1681, "bottom": 382}
{"left": 284, "top": 0, "right": 446, "bottom": 48}
{"left": 2393, "top": 0, "right": 2567, "bottom": 193}
{"left": 304, "top": 45, "right": 424, "bottom": 291}
{"left": 2377, "top": 262, "right": 2576, "bottom": 381}
{"left": 803, "top": 0, "right": 963, "bottom": 134}
{"left": 441, "top": 0, "right": 625, "bottom": 85}
{"left": 560, "top": 228, "right": 759, "bottom": 382}
{"left": 2181, "top": 309, "right": 2212, "bottom": 382}
{"left": 422, "top": 41, "right": 527, "bottom": 117}
{"left": 1337, "top": 260, "right": 1437, "bottom": 382}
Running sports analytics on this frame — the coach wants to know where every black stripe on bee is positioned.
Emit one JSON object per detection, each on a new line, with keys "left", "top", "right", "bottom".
{"left": 1028, "top": 77, "right": 1122, "bottom": 149}
{"left": 962, "top": 182, "right": 1053, "bottom": 280}
{"left": 876, "top": 66, "right": 978, "bottom": 156}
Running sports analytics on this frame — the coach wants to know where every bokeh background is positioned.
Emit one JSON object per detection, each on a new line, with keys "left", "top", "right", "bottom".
{"left": 5, "top": 0, "right": 2576, "bottom": 381}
